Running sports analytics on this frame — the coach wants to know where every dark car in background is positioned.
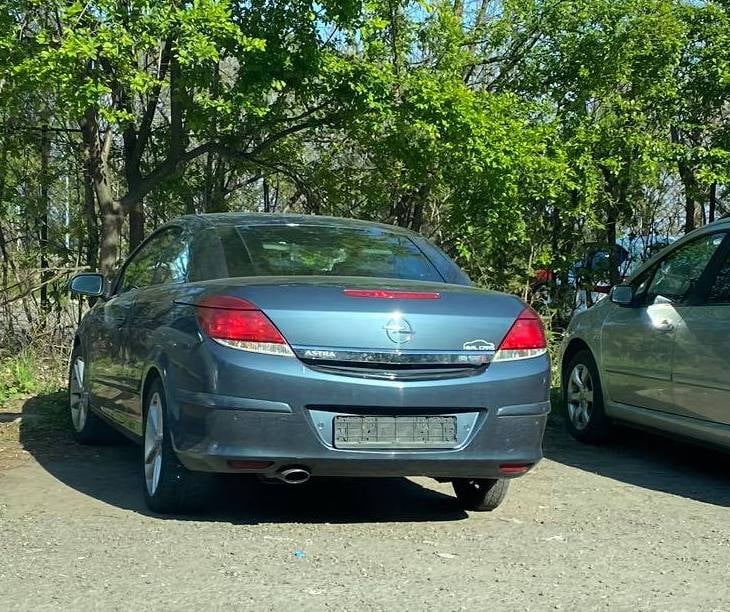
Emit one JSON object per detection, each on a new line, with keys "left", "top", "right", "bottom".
{"left": 69, "top": 214, "right": 550, "bottom": 514}
{"left": 532, "top": 234, "right": 675, "bottom": 314}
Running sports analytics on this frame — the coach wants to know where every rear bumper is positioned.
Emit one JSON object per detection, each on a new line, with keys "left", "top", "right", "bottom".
{"left": 173, "top": 408, "right": 548, "bottom": 479}
{"left": 166, "top": 343, "right": 550, "bottom": 479}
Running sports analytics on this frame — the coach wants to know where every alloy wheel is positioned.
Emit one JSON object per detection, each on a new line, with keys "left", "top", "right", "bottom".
{"left": 69, "top": 357, "right": 88, "bottom": 432}
{"left": 144, "top": 392, "right": 164, "bottom": 497}
{"left": 567, "top": 363, "right": 594, "bottom": 431}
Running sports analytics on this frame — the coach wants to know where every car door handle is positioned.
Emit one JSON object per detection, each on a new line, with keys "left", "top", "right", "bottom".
{"left": 655, "top": 319, "right": 674, "bottom": 333}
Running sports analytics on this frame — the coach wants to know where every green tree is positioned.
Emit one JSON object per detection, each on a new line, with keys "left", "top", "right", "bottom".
{"left": 4, "top": 0, "right": 369, "bottom": 273}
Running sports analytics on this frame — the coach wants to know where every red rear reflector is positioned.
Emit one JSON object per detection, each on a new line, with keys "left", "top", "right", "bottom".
{"left": 227, "top": 460, "right": 274, "bottom": 470}
{"left": 498, "top": 307, "right": 547, "bottom": 351}
{"left": 499, "top": 463, "right": 532, "bottom": 475}
{"left": 343, "top": 289, "right": 441, "bottom": 299}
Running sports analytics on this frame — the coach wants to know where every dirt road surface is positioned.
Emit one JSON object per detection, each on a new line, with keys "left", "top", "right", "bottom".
{"left": 2, "top": 394, "right": 730, "bottom": 611}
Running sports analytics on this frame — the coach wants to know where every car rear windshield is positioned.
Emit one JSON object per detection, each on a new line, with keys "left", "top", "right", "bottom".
{"left": 218, "top": 224, "right": 443, "bottom": 282}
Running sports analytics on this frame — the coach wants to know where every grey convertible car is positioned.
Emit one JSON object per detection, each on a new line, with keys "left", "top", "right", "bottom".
{"left": 562, "top": 216, "right": 730, "bottom": 447}
{"left": 69, "top": 214, "right": 550, "bottom": 514}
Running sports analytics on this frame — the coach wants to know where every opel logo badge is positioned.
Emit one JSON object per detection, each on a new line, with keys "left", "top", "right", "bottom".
{"left": 384, "top": 317, "right": 414, "bottom": 345}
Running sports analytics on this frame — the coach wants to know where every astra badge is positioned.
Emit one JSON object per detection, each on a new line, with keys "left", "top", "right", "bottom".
{"left": 384, "top": 317, "right": 414, "bottom": 345}
{"left": 463, "top": 339, "right": 495, "bottom": 351}
{"left": 303, "top": 349, "right": 337, "bottom": 359}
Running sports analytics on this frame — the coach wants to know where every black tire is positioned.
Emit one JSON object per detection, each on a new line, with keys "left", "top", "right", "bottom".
{"left": 563, "top": 349, "right": 612, "bottom": 444}
{"left": 142, "top": 379, "right": 215, "bottom": 514}
{"left": 68, "top": 344, "right": 114, "bottom": 444}
{"left": 452, "top": 478, "right": 509, "bottom": 511}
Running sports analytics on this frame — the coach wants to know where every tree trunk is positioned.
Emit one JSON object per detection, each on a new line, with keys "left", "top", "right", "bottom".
{"left": 83, "top": 162, "right": 99, "bottom": 271}
{"left": 392, "top": 192, "right": 411, "bottom": 228}
{"left": 606, "top": 208, "right": 619, "bottom": 287}
{"left": 80, "top": 109, "right": 122, "bottom": 277}
{"left": 39, "top": 124, "right": 50, "bottom": 313}
{"left": 709, "top": 182, "right": 717, "bottom": 223}
{"left": 0, "top": 220, "right": 8, "bottom": 292}
{"left": 128, "top": 202, "right": 144, "bottom": 250}
{"left": 203, "top": 151, "right": 214, "bottom": 212}
{"left": 410, "top": 199, "right": 425, "bottom": 232}
{"left": 99, "top": 202, "right": 122, "bottom": 276}
{"left": 597, "top": 160, "right": 628, "bottom": 288}
{"left": 671, "top": 126, "right": 699, "bottom": 234}
{"left": 283, "top": 188, "right": 302, "bottom": 213}
{"left": 123, "top": 133, "right": 145, "bottom": 250}
{"left": 0, "top": 144, "right": 7, "bottom": 291}
{"left": 203, "top": 62, "right": 221, "bottom": 214}
{"left": 263, "top": 177, "right": 271, "bottom": 212}
{"left": 679, "top": 161, "right": 697, "bottom": 234}
{"left": 184, "top": 188, "right": 196, "bottom": 215}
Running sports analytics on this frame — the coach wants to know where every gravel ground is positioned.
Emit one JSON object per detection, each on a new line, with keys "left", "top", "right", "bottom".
{"left": 2, "top": 396, "right": 730, "bottom": 611}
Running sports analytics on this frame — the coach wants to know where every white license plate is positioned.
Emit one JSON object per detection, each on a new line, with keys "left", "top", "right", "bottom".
{"left": 333, "top": 415, "right": 457, "bottom": 449}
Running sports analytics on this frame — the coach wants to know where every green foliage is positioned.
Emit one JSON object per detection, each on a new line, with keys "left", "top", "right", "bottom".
{"left": 0, "top": 350, "right": 58, "bottom": 404}
{"left": 0, "top": 0, "right": 729, "bottom": 334}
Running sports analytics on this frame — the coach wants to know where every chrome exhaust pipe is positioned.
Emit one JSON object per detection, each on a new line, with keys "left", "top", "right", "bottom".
{"left": 276, "top": 466, "right": 311, "bottom": 484}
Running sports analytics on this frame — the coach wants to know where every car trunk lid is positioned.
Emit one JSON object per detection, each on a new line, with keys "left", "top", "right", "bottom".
{"left": 191, "top": 276, "right": 524, "bottom": 364}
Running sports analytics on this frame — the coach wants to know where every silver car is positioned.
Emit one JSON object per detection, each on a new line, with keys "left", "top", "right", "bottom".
{"left": 561, "top": 217, "right": 730, "bottom": 447}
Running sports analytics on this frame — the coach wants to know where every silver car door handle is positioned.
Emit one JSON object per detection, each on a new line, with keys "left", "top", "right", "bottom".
{"left": 655, "top": 319, "right": 674, "bottom": 332}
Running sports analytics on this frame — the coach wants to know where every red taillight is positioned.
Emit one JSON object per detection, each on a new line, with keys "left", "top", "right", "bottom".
{"left": 592, "top": 285, "right": 611, "bottom": 295}
{"left": 494, "top": 307, "right": 547, "bottom": 361}
{"left": 343, "top": 289, "right": 441, "bottom": 299}
{"left": 499, "top": 308, "right": 546, "bottom": 350}
{"left": 196, "top": 296, "right": 292, "bottom": 356}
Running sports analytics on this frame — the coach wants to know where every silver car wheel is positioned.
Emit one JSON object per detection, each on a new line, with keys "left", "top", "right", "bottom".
{"left": 69, "top": 357, "right": 88, "bottom": 432}
{"left": 567, "top": 363, "right": 594, "bottom": 431}
{"left": 144, "top": 392, "right": 164, "bottom": 497}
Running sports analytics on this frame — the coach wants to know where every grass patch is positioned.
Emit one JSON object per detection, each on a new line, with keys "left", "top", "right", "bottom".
{"left": 0, "top": 347, "right": 68, "bottom": 455}
{"left": 0, "top": 349, "right": 66, "bottom": 407}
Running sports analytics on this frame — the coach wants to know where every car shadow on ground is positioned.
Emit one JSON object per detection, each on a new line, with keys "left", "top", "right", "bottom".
{"left": 543, "top": 405, "right": 730, "bottom": 507}
{"left": 18, "top": 392, "right": 468, "bottom": 524}
{"left": 19, "top": 392, "right": 730, "bottom": 520}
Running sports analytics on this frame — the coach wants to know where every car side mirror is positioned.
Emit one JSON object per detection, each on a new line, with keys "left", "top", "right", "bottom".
{"left": 69, "top": 273, "right": 105, "bottom": 297}
{"left": 610, "top": 284, "right": 634, "bottom": 306}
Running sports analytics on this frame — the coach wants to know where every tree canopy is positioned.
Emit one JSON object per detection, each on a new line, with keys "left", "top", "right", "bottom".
{"left": 1, "top": 0, "right": 729, "bottom": 335}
